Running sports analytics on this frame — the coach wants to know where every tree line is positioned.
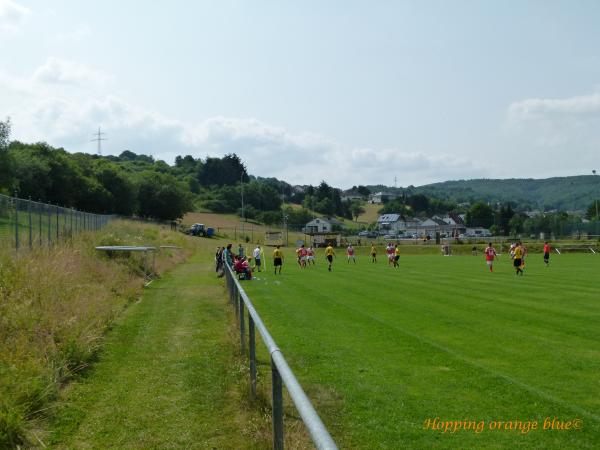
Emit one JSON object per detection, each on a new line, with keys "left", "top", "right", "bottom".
{"left": 2, "top": 117, "right": 598, "bottom": 234}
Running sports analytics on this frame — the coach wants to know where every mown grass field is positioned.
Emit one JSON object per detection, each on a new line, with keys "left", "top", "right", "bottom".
{"left": 243, "top": 250, "right": 600, "bottom": 449}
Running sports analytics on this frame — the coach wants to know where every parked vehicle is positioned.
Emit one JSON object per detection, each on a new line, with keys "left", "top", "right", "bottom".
{"left": 189, "top": 223, "right": 206, "bottom": 236}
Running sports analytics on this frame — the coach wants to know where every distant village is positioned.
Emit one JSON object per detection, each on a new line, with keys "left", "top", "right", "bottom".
{"left": 301, "top": 190, "right": 491, "bottom": 239}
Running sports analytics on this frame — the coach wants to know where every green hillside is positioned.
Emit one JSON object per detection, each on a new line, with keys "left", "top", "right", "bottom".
{"left": 370, "top": 175, "right": 600, "bottom": 210}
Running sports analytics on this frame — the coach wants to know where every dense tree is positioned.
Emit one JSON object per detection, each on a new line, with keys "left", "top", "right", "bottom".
{"left": 0, "top": 118, "right": 13, "bottom": 192}
{"left": 509, "top": 214, "right": 524, "bottom": 236}
{"left": 350, "top": 201, "right": 366, "bottom": 221}
{"left": 174, "top": 155, "right": 197, "bottom": 174}
{"left": 197, "top": 153, "right": 248, "bottom": 187}
{"left": 137, "top": 171, "right": 192, "bottom": 220}
{"left": 407, "top": 194, "right": 429, "bottom": 213}
{"left": 585, "top": 200, "right": 600, "bottom": 220}
{"left": 355, "top": 185, "right": 371, "bottom": 197}
{"left": 466, "top": 202, "right": 494, "bottom": 228}
{"left": 378, "top": 198, "right": 409, "bottom": 215}
{"left": 496, "top": 203, "right": 515, "bottom": 235}
{"left": 93, "top": 160, "right": 137, "bottom": 215}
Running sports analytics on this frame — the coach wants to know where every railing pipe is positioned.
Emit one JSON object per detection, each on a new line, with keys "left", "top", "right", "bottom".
{"left": 225, "top": 265, "right": 338, "bottom": 450}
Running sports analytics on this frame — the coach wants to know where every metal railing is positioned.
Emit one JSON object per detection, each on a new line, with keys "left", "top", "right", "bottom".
{"left": 224, "top": 264, "right": 338, "bottom": 450}
{"left": 0, "top": 193, "right": 113, "bottom": 252}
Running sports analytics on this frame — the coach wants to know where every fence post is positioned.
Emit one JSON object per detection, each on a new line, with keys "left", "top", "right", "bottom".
{"left": 38, "top": 201, "right": 42, "bottom": 245}
{"left": 28, "top": 199, "right": 32, "bottom": 249}
{"left": 14, "top": 194, "right": 19, "bottom": 251}
{"left": 239, "top": 297, "right": 246, "bottom": 355}
{"left": 271, "top": 357, "right": 284, "bottom": 450}
{"left": 249, "top": 316, "right": 257, "bottom": 399}
{"left": 47, "top": 203, "right": 52, "bottom": 246}
{"left": 56, "top": 205, "right": 59, "bottom": 241}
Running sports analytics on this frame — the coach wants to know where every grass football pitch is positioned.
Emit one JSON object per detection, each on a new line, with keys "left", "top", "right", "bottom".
{"left": 243, "top": 250, "right": 599, "bottom": 449}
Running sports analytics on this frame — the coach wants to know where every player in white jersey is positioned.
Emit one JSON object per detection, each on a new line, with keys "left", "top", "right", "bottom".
{"left": 306, "top": 246, "right": 316, "bottom": 265}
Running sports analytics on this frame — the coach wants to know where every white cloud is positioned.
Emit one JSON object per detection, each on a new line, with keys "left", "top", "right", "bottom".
{"left": 508, "top": 92, "right": 600, "bottom": 122}
{"left": 32, "top": 57, "right": 113, "bottom": 87}
{"left": 0, "top": 0, "right": 29, "bottom": 34}
{"left": 54, "top": 24, "right": 92, "bottom": 43}
{"left": 2, "top": 58, "right": 488, "bottom": 187}
{"left": 502, "top": 92, "right": 600, "bottom": 174}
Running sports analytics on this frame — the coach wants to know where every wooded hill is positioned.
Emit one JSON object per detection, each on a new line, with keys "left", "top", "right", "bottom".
{"left": 369, "top": 175, "right": 600, "bottom": 211}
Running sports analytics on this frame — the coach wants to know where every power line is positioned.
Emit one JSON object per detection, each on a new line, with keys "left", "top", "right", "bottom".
{"left": 91, "top": 126, "right": 107, "bottom": 155}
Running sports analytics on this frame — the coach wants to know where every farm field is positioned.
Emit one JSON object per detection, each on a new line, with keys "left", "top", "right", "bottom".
{"left": 242, "top": 251, "right": 600, "bottom": 449}
{"left": 183, "top": 211, "right": 308, "bottom": 244}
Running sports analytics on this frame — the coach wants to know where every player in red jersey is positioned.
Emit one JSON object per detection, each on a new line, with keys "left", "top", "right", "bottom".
{"left": 543, "top": 241, "right": 551, "bottom": 266}
{"left": 484, "top": 242, "right": 497, "bottom": 272}
{"left": 296, "top": 244, "right": 308, "bottom": 268}
{"left": 346, "top": 244, "right": 356, "bottom": 264}
{"left": 306, "top": 246, "right": 316, "bottom": 265}
{"left": 386, "top": 243, "right": 394, "bottom": 266}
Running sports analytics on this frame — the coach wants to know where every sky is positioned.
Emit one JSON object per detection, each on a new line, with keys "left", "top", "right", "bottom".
{"left": 1, "top": 0, "right": 600, "bottom": 188}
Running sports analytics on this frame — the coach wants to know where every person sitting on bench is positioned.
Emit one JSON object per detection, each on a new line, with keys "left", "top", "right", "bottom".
{"left": 234, "top": 256, "right": 252, "bottom": 280}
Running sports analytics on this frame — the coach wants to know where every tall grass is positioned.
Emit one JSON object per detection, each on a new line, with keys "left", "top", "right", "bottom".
{"left": 0, "top": 220, "right": 194, "bottom": 448}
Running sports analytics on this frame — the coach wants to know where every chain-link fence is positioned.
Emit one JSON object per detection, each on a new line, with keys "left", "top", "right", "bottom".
{"left": 0, "top": 194, "right": 113, "bottom": 252}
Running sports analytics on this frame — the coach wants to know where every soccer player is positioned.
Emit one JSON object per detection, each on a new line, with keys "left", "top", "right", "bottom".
{"left": 325, "top": 243, "right": 335, "bottom": 271}
{"left": 386, "top": 243, "right": 394, "bottom": 266}
{"left": 543, "top": 241, "right": 551, "bottom": 266}
{"left": 346, "top": 244, "right": 356, "bottom": 264}
{"left": 513, "top": 242, "right": 524, "bottom": 275}
{"left": 306, "top": 246, "right": 316, "bottom": 265}
{"left": 484, "top": 242, "right": 497, "bottom": 272}
{"left": 509, "top": 242, "right": 516, "bottom": 259}
{"left": 273, "top": 245, "right": 284, "bottom": 275}
{"left": 299, "top": 244, "right": 308, "bottom": 267}
{"left": 393, "top": 244, "right": 400, "bottom": 268}
{"left": 253, "top": 245, "right": 262, "bottom": 272}
{"left": 296, "top": 244, "right": 306, "bottom": 269}
{"left": 370, "top": 243, "right": 377, "bottom": 263}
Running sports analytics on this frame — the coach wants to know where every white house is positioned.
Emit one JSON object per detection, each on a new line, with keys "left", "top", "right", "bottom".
{"left": 377, "top": 214, "right": 421, "bottom": 233}
{"left": 303, "top": 217, "right": 343, "bottom": 234}
{"left": 376, "top": 213, "right": 469, "bottom": 236}
{"left": 370, "top": 192, "right": 398, "bottom": 204}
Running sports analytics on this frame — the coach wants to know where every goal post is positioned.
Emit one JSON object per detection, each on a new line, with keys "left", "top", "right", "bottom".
{"left": 265, "top": 231, "right": 283, "bottom": 246}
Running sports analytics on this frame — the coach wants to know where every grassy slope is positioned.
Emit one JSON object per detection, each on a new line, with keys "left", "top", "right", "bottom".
{"left": 48, "top": 250, "right": 268, "bottom": 449}
{"left": 244, "top": 250, "right": 600, "bottom": 449}
{"left": 183, "top": 212, "right": 307, "bottom": 243}
{"left": 355, "top": 202, "right": 381, "bottom": 224}
{"left": 0, "top": 221, "right": 193, "bottom": 448}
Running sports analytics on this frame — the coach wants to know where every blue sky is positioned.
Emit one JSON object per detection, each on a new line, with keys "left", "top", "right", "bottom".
{"left": 1, "top": 0, "right": 600, "bottom": 187}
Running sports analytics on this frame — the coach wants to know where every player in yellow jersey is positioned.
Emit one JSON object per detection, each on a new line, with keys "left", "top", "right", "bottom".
{"left": 393, "top": 244, "right": 400, "bottom": 268}
{"left": 273, "top": 245, "right": 284, "bottom": 275}
{"left": 512, "top": 242, "right": 524, "bottom": 275}
{"left": 370, "top": 243, "right": 377, "bottom": 263}
{"left": 325, "top": 243, "right": 335, "bottom": 272}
